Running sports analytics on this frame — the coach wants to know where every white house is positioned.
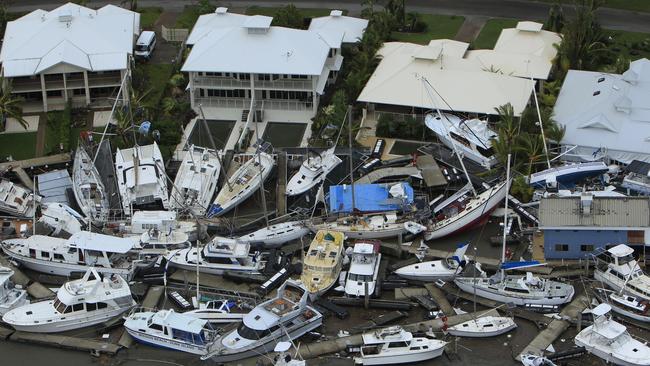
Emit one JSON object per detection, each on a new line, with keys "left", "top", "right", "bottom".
{"left": 0, "top": 3, "right": 140, "bottom": 113}
{"left": 309, "top": 10, "right": 369, "bottom": 44}
{"left": 181, "top": 8, "right": 359, "bottom": 149}
{"left": 554, "top": 58, "right": 650, "bottom": 164}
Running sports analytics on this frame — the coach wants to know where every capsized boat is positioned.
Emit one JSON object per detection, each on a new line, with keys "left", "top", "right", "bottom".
{"left": 286, "top": 147, "right": 342, "bottom": 196}
{"left": 38, "top": 202, "right": 85, "bottom": 237}
{"left": 424, "top": 112, "right": 497, "bottom": 169}
{"left": 238, "top": 220, "right": 310, "bottom": 249}
{"left": 394, "top": 243, "right": 468, "bottom": 281}
{"left": 0, "top": 179, "right": 36, "bottom": 217}
{"left": 168, "top": 237, "right": 265, "bottom": 276}
{"left": 528, "top": 161, "right": 608, "bottom": 189}
{"left": 310, "top": 212, "right": 425, "bottom": 240}
{"left": 72, "top": 146, "right": 110, "bottom": 222}
{"left": 344, "top": 240, "right": 381, "bottom": 297}
{"left": 169, "top": 145, "right": 221, "bottom": 216}
{"left": 575, "top": 303, "right": 650, "bottom": 366}
{"left": 0, "top": 266, "right": 28, "bottom": 316}
{"left": 354, "top": 326, "right": 446, "bottom": 365}
{"left": 208, "top": 152, "right": 274, "bottom": 217}
{"left": 124, "top": 308, "right": 218, "bottom": 355}
{"left": 2, "top": 267, "right": 135, "bottom": 333}
{"left": 446, "top": 316, "right": 517, "bottom": 337}
{"left": 202, "top": 279, "right": 323, "bottom": 362}
{"left": 301, "top": 230, "right": 345, "bottom": 299}
{"left": 594, "top": 287, "right": 650, "bottom": 323}
{"left": 593, "top": 244, "right": 650, "bottom": 301}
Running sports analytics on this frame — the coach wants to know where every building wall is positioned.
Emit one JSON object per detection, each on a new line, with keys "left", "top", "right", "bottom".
{"left": 543, "top": 229, "right": 628, "bottom": 259}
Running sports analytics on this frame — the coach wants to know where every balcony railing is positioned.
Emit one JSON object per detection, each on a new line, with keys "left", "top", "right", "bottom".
{"left": 193, "top": 77, "right": 312, "bottom": 90}
{"left": 194, "top": 97, "right": 312, "bottom": 111}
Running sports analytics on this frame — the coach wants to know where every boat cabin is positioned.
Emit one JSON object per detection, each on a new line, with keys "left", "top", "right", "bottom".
{"left": 141, "top": 310, "right": 216, "bottom": 346}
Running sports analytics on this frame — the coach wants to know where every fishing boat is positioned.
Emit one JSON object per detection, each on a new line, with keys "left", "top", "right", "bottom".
{"left": 446, "top": 316, "right": 517, "bottom": 337}
{"left": 207, "top": 152, "right": 274, "bottom": 217}
{"left": 394, "top": 243, "right": 468, "bottom": 281}
{"left": 115, "top": 142, "right": 170, "bottom": 214}
{"left": 593, "top": 244, "right": 650, "bottom": 301}
{"left": 38, "top": 202, "right": 85, "bottom": 237}
{"left": 238, "top": 220, "right": 310, "bottom": 249}
{"left": 520, "top": 354, "right": 557, "bottom": 366}
{"left": 286, "top": 147, "right": 342, "bottom": 196}
{"left": 301, "top": 230, "right": 345, "bottom": 299}
{"left": 124, "top": 308, "right": 219, "bottom": 355}
{"left": 202, "top": 279, "right": 323, "bottom": 363}
{"left": 169, "top": 145, "right": 221, "bottom": 216}
{"left": 528, "top": 161, "right": 609, "bottom": 189}
{"left": 1, "top": 231, "right": 139, "bottom": 280}
{"left": 310, "top": 212, "right": 425, "bottom": 240}
{"left": 0, "top": 266, "right": 28, "bottom": 316}
{"left": 574, "top": 303, "right": 650, "bottom": 366}
{"left": 184, "top": 299, "right": 249, "bottom": 323}
{"left": 71, "top": 146, "right": 110, "bottom": 223}
{"left": 594, "top": 287, "right": 650, "bottom": 322}
{"left": 2, "top": 267, "right": 135, "bottom": 333}
{"left": 353, "top": 326, "right": 447, "bottom": 365}
{"left": 0, "top": 179, "right": 36, "bottom": 217}
{"left": 168, "top": 237, "right": 265, "bottom": 276}
{"left": 344, "top": 240, "right": 381, "bottom": 297}
{"left": 424, "top": 112, "right": 497, "bottom": 169}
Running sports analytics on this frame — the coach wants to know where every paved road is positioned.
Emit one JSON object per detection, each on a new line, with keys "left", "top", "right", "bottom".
{"left": 6, "top": 0, "right": 650, "bottom": 33}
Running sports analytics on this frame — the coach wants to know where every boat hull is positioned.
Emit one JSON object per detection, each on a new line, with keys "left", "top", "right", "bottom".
{"left": 167, "top": 260, "right": 262, "bottom": 276}
{"left": 594, "top": 270, "right": 650, "bottom": 302}
{"left": 2, "top": 251, "right": 134, "bottom": 280}
{"left": 454, "top": 278, "right": 574, "bottom": 306}
{"left": 355, "top": 344, "right": 445, "bottom": 365}
{"left": 0, "top": 289, "right": 28, "bottom": 316}
{"left": 126, "top": 328, "right": 208, "bottom": 355}
{"left": 393, "top": 262, "right": 457, "bottom": 282}
{"left": 6, "top": 307, "right": 131, "bottom": 333}
{"left": 575, "top": 337, "right": 650, "bottom": 366}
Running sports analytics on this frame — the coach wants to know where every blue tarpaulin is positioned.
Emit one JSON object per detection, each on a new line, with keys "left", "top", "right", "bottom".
{"left": 328, "top": 182, "right": 414, "bottom": 214}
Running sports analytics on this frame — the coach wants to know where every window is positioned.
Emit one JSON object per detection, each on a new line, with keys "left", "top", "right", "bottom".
{"left": 64, "top": 306, "right": 73, "bottom": 313}
{"left": 72, "top": 89, "right": 85, "bottom": 96}
{"left": 597, "top": 77, "right": 605, "bottom": 83}
{"left": 581, "top": 245, "right": 595, "bottom": 252}
{"left": 149, "top": 323, "right": 164, "bottom": 331}
{"left": 46, "top": 90, "right": 63, "bottom": 97}
{"left": 555, "top": 244, "right": 569, "bottom": 252}
{"left": 54, "top": 299, "right": 66, "bottom": 313}
{"left": 72, "top": 303, "right": 84, "bottom": 312}
{"left": 593, "top": 91, "right": 601, "bottom": 96}
{"left": 86, "top": 303, "right": 97, "bottom": 311}
{"left": 388, "top": 342, "right": 408, "bottom": 348}
{"left": 54, "top": 253, "right": 64, "bottom": 260}
{"left": 41, "top": 251, "right": 50, "bottom": 258}
{"left": 97, "top": 302, "right": 108, "bottom": 309}
{"left": 29, "top": 249, "right": 36, "bottom": 258}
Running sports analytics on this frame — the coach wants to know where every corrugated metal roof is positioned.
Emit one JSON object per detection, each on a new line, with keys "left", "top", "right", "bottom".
{"left": 36, "top": 169, "right": 72, "bottom": 205}
{"left": 539, "top": 196, "right": 650, "bottom": 227}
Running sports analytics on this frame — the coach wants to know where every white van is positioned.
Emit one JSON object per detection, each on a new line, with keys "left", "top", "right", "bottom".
{"left": 135, "top": 31, "right": 156, "bottom": 60}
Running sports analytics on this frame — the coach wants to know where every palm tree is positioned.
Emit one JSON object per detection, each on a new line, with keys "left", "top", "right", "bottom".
{"left": 515, "top": 132, "right": 546, "bottom": 177}
{"left": 112, "top": 85, "right": 153, "bottom": 147}
{"left": 406, "top": 12, "right": 419, "bottom": 32}
{"left": 0, "top": 81, "right": 28, "bottom": 130}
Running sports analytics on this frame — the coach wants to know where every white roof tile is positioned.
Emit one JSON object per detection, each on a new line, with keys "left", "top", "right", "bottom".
{"left": 309, "top": 12, "right": 368, "bottom": 43}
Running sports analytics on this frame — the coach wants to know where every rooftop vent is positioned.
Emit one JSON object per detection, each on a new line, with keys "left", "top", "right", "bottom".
{"left": 330, "top": 10, "right": 343, "bottom": 17}
{"left": 58, "top": 11, "right": 73, "bottom": 23}
{"left": 215, "top": 7, "right": 228, "bottom": 14}
{"left": 244, "top": 15, "right": 272, "bottom": 34}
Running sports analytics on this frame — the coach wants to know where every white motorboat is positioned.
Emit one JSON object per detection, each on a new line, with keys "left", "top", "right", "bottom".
{"left": 238, "top": 220, "right": 310, "bottom": 249}
{"left": 301, "top": 230, "right": 345, "bottom": 299}
{"left": 184, "top": 299, "right": 248, "bottom": 323}
{"left": 133, "top": 228, "right": 190, "bottom": 268}
{"left": 3, "top": 267, "right": 135, "bottom": 333}
{"left": 345, "top": 240, "right": 381, "bottom": 297}
{"left": 311, "top": 212, "right": 425, "bottom": 240}
{"left": 594, "top": 287, "right": 650, "bottom": 323}
{"left": 0, "top": 266, "right": 28, "bottom": 316}
{"left": 520, "top": 354, "right": 557, "bottom": 366}
{"left": 124, "top": 308, "right": 219, "bottom": 355}
{"left": 208, "top": 152, "right": 274, "bottom": 217}
{"left": 593, "top": 244, "right": 650, "bottom": 301}
{"left": 394, "top": 243, "right": 468, "bottom": 281}
{"left": 0, "top": 179, "right": 36, "bottom": 217}
{"left": 286, "top": 147, "right": 342, "bottom": 196}
{"left": 115, "top": 142, "right": 170, "bottom": 214}
{"left": 1, "top": 231, "right": 139, "bottom": 280}
{"left": 169, "top": 145, "right": 221, "bottom": 216}
{"left": 354, "top": 326, "right": 446, "bottom": 365}
{"left": 202, "top": 279, "right": 323, "bottom": 363}
{"left": 425, "top": 112, "right": 497, "bottom": 169}
{"left": 72, "top": 146, "right": 110, "bottom": 223}
{"left": 273, "top": 342, "right": 305, "bottom": 366}
{"left": 38, "top": 202, "right": 85, "bottom": 237}
{"left": 128, "top": 210, "right": 200, "bottom": 242}
{"left": 446, "top": 316, "right": 517, "bottom": 337}
{"left": 575, "top": 303, "right": 650, "bottom": 366}
{"left": 168, "top": 238, "right": 265, "bottom": 276}
{"left": 528, "top": 161, "right": 608, "bottom": 189}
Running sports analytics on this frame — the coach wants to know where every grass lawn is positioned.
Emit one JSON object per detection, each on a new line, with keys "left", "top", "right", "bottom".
{"left": 606, "top": 30, "right": 650, "bottom": 60}
{"left": 471, "top": 18, "right": 519, "bottom": 49}
{"left": 139, "top": 63, "right": 174, "bottom": 107}
{"left": 139, "top": 7, "right": 163, "bottom": 29}
{"left": 391, "top": 14, "right": 465, "bottom": 44}
{"left": 245, "top": 6, "right": 338, "bottom": 18}
{"left": 0, "top": 132, "right": 37, "bottom": 161}
{"left": 529, "top": 0, "right": 650, "bottom": 13}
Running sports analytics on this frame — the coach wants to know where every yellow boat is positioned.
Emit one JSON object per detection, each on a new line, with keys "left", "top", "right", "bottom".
{"left": 300, "top": 230, "right": 345, "bottom": 299}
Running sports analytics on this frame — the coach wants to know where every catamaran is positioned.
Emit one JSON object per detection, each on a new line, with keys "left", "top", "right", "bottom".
{"left": 169, "top": 145, "right": 221, "bottom": 216}
{"left": 593, "top": 244, "right": 650, "bottom": 301}
{"left": 0, "top": 179, "right": 36, "bottom": 218}
{"left": 394, "top": 243, "right": 468, "bottom": 281}
{"left": 286, "top": 147, "right": 342, "bottom": 196}
{"left": 301, "top": 230, "right": 345, "bottom": 299}
{"left": 115, "top": 142, "right": 170, "bottom": 214}
{"left": 72, "top": 146, "right": 110, "bottom": 223}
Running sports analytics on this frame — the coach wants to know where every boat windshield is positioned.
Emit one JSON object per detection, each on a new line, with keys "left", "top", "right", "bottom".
{"left": 53, "top": 298, "right": 66, "bottom": 313}
{"left": 618, "top": 254, "right": 635, "bottom": 265}
{"left": 237, "top": 323, "right": 278, "bottom": 340}
{"left": 348, "top": 273, "right": 373, "bottom": 282}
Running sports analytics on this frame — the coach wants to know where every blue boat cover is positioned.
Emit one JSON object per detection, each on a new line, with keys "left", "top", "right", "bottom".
{"left": 329, "top": 182, "right": 414, "bottom": 214}
{"left": 500, "top": 261, "right": 544, "bottom": 270}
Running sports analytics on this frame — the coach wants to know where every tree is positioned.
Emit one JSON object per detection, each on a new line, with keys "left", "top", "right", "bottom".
{"left": 272, "top": 4, "right": 304, "bottom": 29}
{"left": 197, "top": 0, "right": 216, "bottom": 14}
{"left": 385, "top": 0, "right": 406, "bottom": 28}
{"left": 515, "top": 132, "right": 547, "bottom": 177}
{"left": 0, "top": 81, "right": 28, "bottom": 130}
{"left": 544, "top": 0, "right": 565, "bottom": 33}
{"left": 111, "top": 85, "right": 153, "bottom": 147}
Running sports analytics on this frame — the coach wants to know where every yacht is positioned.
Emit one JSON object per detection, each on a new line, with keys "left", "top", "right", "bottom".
{"left": 0, "top": 266, "right": 28, "bottom": 316}
{"left": 301, "top": 230, "right": 345, "bottom": 299}
{"left": 133, "top": 228, "right": 190, "bottom": 268}
{"left": 184, "top": 299, "right": 249, "bottom": 323}
{"left": 528, "top": 161, "right": 608, "bottom": 189}
{"left": 344, "top": 240, "right": 381, "bottom": 297}
{"left": 238, "top": 221, "right": 310, "bottom": 248}
{"left": 446, "top": 316, "right": 517, "bottom": 337}
{"left": 71, "top": 146, "right": 110, "bottom": 223}
{"left": 394, "top": 243, "right": 468, "bottom": 281}
{"left": 594, "top": 287, "right": 650, "bottom": 323}
{"left": 593, "top": 244, "right": 650, "bottom": 301}
{"left": 207, "top": 152, "right": 274, "bottom": 217}
{"left": 202, "top": 279, "right": 323, "bottom": 362}
{"left": 38, "top": 202, "right": 85, "bottom": 237}
{"left": 1, "top": 231, "right": 139, "bottom": 280}
{"left": 424, "top": 112, "right": 497, "bottom": 169}
{"left": 2, "top": 267, "right": 135, "bottom": 333}
{"left": 354, "top": 326, "right": 447, "bottom": 365}
{"left": 124, "top": 308, "right": 218, "bottom": 355}
{"left": 310, "top": 212, "right": 425, "bottom": 240}
{"left": 286, "top": 147, "right": 342, "bottom": 196}
{"left": 575, "top": 303, "right": 650, "bottom": 366}
{"left": 0, "top": 179, "right": 36, "bottom": 217}
{"left": 115, "top": 142, "right": 170, "bottom": 214}
{"left": 169, "top": 145, "right": 221, "bottom": 216}
{"left": 168, "top": 237, "right": 265, "bottom": 276}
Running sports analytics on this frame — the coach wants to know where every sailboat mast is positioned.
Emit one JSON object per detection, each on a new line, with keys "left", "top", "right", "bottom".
{"left": 531, "top": 77, "right": 551, "bottom": 169}
{"left": 500, "top": 154, "right": 511, "bottom": 278}
{"left": 347, "top": 105, "right": 356, "bottom": 214}
{"left": 198, "top": 105, "right": 232, "bottom": 191}
{"left": 253, "top": 113, "right": 269, "bottom": 227}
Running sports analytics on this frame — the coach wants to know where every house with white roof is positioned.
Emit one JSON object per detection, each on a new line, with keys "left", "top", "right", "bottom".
{"left": 309, "top": 10, "right": 369, "bottom": 44}
{"left": 553, "top": 58, "right": 650, "bottom": 164}
{"left": 0, "top": 3, "right": 140, "bottom": 113}
{"left": 181, "top": 7, "right": 358, "bottom": 149}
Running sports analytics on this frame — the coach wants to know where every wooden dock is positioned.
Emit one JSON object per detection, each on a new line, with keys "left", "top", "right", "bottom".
{"left": 0, "top": 152, "right": 71, "bottom": 171}
{"left": 10, "top": 331, "right": 120, "bottom": 355}
{"left": 141, "top": 285, "right": 164, "bottom": 309}
{"left": 356, "top": 166, "right": 420, "bottom": 184}
{"left": 424, "top": 283, "right": 454, "bottom": 315}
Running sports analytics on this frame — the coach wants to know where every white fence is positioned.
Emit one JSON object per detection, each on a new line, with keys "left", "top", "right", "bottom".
{"left": 161, "top": 25, "right": 189, "bottom": 42}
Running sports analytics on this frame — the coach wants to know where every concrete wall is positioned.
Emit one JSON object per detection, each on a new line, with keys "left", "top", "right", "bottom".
{"left": 543, "top": 229, "right": 628, "bottom": 259}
